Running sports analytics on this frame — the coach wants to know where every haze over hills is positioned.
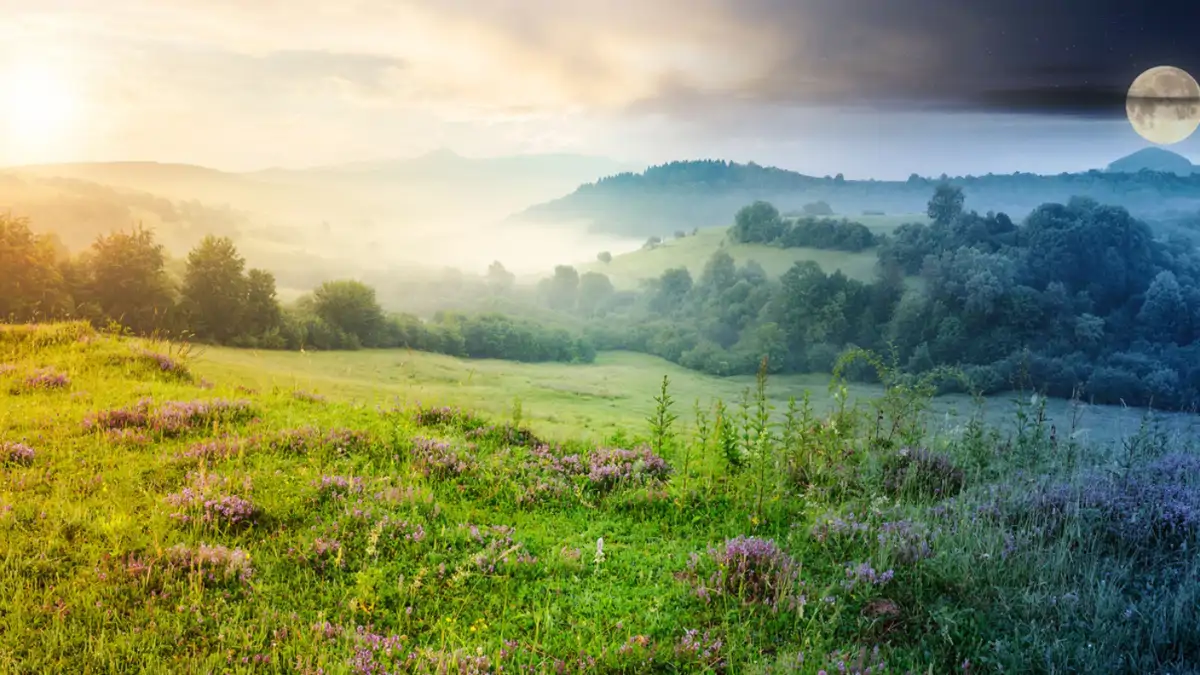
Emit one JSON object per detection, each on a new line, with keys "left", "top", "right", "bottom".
{"left": 514, "top": 154, "right": 1200, "bottom": 239}
{"left": 0, "top": 150, "right": 643, "bottom": 280}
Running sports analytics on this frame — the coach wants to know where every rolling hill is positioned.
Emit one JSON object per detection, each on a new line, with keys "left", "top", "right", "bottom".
{"left": 1106, "top": 147, "right": 1198, "bottom": 175}
{"left": 573, "top": 214, "right": 925, "bottom": 290}
{"left": 512, "top": 157, "right": 1200, "bottom": 238}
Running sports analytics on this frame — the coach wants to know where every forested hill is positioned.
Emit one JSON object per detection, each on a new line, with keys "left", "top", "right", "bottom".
{"left": 513, "top": 159, "right": 1200, "bottom": 237}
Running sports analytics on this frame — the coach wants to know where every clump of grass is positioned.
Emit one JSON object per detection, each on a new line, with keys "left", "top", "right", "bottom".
{"left": 687, "top": 535, "right": 805, "bottom": 611}
{"left": 258, "top": 426, "right": 373, "bottom": 455}
{"left": 132, "top": 347, "right": 191, "bottom": 379}
{"left": 83, "top": 397, "right": 254, "bottom": 437}
{"left": 586, "top": 446, "right": 672, "bottom": 492}
{"left": 410, "top": 436, "right": 477, "bottom": 479}
{"left": 881, "top": 446, "right": 965, "bottom": 500}
{"left": 410, "top": 404, "right": 485, "bottom": 431}
{"left": 464, "top": 422, "right": 542, "bottom": 448}
{"left": 104, "top": 428, "right": 153, "bottom": 448}
{"left": 292, "top": 390, "right": 326, "bottom": 404}
{"left": 164, "top": 472, "right": 258, "bottom": 528}
{"left": 1, "top": 441, "right": 35, "bottom": 466}
{"left": 15, "top": 367, "right": 70, "bottom": 392}
{"left": 163, "top": 543, "right": 254, "bottom": 587}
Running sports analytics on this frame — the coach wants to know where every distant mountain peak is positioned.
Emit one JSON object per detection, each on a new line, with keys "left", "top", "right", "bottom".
{"left": 1107, "top": 147, "right": 1197, "bottom": 175}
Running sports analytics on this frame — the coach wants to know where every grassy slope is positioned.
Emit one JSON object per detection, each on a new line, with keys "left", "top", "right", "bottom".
{"left": 196, "top": 346, "right": 1199, "bottom": 448}
{"left": 576, "top": 215, "right": 925, "bottom": 290}
{"left": 5, "top": 323, "right": 1200, "bottom": 674}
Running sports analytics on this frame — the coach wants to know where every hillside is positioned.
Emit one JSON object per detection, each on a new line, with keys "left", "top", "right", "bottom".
{"left": 4, "top": 321, "right": 1200, "bottom": 673}
{"left": 513, "top": 159, "right": 1200, "bottom": 238}
{"left": 574, "top": 217, "right": 921, "bottom": 290}
{"left": 1107, "top": 147, "right": 1198, "bottom": 175}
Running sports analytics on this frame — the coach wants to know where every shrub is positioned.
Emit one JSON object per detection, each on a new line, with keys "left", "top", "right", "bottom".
{"left": 587, "top": 446, "right": 672, "bottom": 492}
{"left": 132, "top": 348, "right": 191, "bottom": 379}
{"left": 881, "top": 447, "right": 965, "bottom": 500}
{"left": 83, "top": 398, "right": 254, "bottom": 436}
{"left": 22, "top": 368, "right": 70, "bottom": 391}
{"left": 164, "top": 472, "right": 257, "bottom": 528}
{"left": 410, "top": 437, "right": 477, "bottom": 479}
{"left": 691, "top": 536, "right": 804, "bottom": 611}
{"left": 164, "top": 543, "right": 254, "bottom": 586}
{"left": 1, "top": 442, "right": 35, "bottom": 466}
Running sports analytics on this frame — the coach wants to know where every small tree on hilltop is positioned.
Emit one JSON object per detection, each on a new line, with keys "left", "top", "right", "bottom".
{"left": 597, "top": 251, "right": 613, "bottom": 264}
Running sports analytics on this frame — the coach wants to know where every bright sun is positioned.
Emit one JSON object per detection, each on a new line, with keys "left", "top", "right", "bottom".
{"left": 2, "top": 61, "right": 77, "bottom": 162}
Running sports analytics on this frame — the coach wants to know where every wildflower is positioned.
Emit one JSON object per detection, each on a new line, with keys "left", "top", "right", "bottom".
{"left": 1, "top": 442, "right": 35, "bottom": 466}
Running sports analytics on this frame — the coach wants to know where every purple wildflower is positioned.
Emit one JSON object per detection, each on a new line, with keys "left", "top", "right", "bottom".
{"left": 587, "top": 446, "right": 672, "bottom": 492}
{"left": 2, "top": 442, "right": 35, "bottom": 466}
{"left": 164, "top": 543, "right": 254, "bottom": 585}
{"left": 20, "top": 368, "right": 70, "bottom": 391}
{"left": 411, "top": 437, "right": 476, "bottom": 479}
{"left": 165, "top": 472, "right": 257, "bottom": 527}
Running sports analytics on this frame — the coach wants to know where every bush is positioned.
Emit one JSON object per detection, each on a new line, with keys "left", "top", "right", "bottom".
{"left": 881, "top": 447, "right": 965, "bottom": 500}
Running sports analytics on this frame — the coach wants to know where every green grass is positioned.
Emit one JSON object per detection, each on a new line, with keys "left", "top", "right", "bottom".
{"left": 3, "top": 321, "right": 1200, "bottom": 674}
{"left": 195, "top": 346, "right": 1199, "bottom": 449}
{"left": 579, "top": 215, "right": 927, "bottom": 290}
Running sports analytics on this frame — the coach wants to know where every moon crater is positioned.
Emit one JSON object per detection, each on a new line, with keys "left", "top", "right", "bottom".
{"left": 1127, "top": 66, "right": 1200, "bottom": 145}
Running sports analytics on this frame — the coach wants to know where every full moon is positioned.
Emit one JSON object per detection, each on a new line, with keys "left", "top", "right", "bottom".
{"left": 1126, "top": 65, "right": 1200, "bottom": 145}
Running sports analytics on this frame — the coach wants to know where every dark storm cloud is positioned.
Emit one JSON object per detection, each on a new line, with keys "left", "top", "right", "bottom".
{"left": 628, "top": 0, "right": 1200, "bottom": 118}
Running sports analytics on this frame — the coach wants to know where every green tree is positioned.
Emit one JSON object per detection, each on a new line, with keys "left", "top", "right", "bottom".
{"left": 486, "top": 261, "right": 515, "bottom": 295}
{"left": 540, "top": 265, "right": 580, "bottom": 312}
{"left": 181, "top": 235, "right": 247, "bottom": 342}
{"left": 311, "top": 280, "right": 385, "bottom": 346}
{"left": 0, "top": 214, "right": 71, "bottom": 321}
{"left": 577, "top": 271, "right": 615, "bottom": 317}
{"left": 597, "top": 251, "right": 613, "bottom": 264}
{"left": 243, "top": 269, "right": 283, "bottom": 340}
{"left": 731, "top": 201, "right": 784, "bottom": 243}
{"left": 86, "top": 226, "right": 174, "bottom": 335}
{"left": 927, "top": 184, "right": 965, "bottom": 226}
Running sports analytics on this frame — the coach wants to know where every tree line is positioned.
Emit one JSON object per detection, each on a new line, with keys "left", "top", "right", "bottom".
{"left": 0, "top": 215, "right": 595, "bottom": 364}
{"left": 729, "top": 201, "right": 879, "bottom": 251}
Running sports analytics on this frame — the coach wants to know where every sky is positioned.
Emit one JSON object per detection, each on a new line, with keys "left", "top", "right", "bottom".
{"left": 2, "top": 0, "right": 1200, "bottom": 179}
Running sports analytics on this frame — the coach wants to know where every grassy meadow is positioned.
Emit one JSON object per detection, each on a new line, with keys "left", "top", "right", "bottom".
{"left": 3, "top": 321, "right": 1200, "bottom": 674}
{"left": 576, "top": 215, "right": 925, "bottom": 290}
{"left": 196, "top": 345, "right": 1200, "bottom": 450}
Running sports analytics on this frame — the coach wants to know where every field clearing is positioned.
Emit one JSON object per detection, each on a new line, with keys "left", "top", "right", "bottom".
{"left": 195, "top": 347, "right": 1200, "bottom": 450}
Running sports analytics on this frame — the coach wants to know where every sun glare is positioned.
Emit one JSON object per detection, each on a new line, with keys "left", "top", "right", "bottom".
{"left": 1, "top": 60, "right": 78, "bottom": 162}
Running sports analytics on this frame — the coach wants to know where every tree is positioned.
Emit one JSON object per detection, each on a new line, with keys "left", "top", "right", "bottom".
{"left": 243, "top": 269, "right": 282, "bottom": 340}
{"left": 650, "top": 267, "right": 693, "bottom": 313}
{"left": 181, "top": 235, "right": 247, "bottom": 342}
{"left": 927, "top": 184, "right": 965, "bottom": 226}
{"left": 597, "top": 251, "right": 613, "bottom": 264}
{"left": 86, "top": 226, "right": 174, "bottom": 335}
{"left": 540, "top": 265, "right": 580, "bottom": 312}
{"left": 0, "top": 214, "right": 70, "bottom": 321}
{"left": 311, "top": 280, "right": 385, "bottom": 346}
{"left": 731, "top": 201, "right": 784, "bottom": 243}
{"left": 1138, "top": 270, "right": 1189, "bottom": 344}
{"left": 802, "top": 201, "right": 834, "bottom": 216}
{"left": 486, "top": 261, "right": 515, "bottom": 295}
{"left": 577, "top": 271, "right": 615, "bottom": 317}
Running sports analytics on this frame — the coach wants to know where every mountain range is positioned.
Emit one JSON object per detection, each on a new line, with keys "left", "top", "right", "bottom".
{"left": 511, "top": 149, "right": 1200, "bottom": 237}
